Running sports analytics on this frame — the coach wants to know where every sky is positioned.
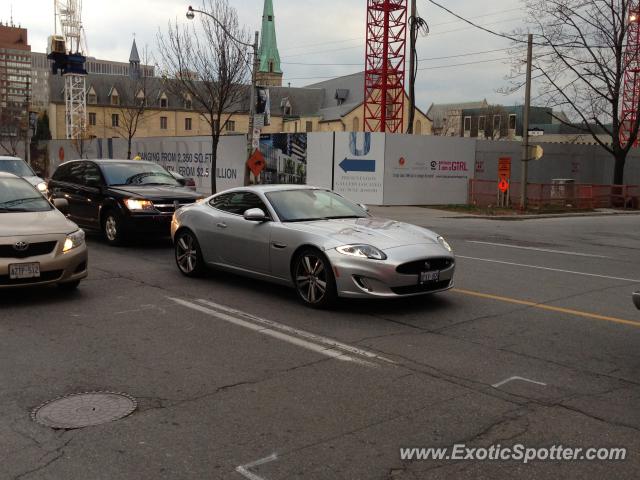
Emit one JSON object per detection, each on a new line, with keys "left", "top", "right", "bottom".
{"left": 4, "top": 0, "right": 529, "bottom": 111}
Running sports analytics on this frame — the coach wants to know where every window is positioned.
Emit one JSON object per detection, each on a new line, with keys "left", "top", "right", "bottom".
{"left": 493, "top": 115, "right": 501, "bottom": 134}
{"left": 87, "top": 91, "right": 97, "bottom": 104}
{"left": 306, "top": 121, "right": 313, "bottom": 132}
{"left": 509, "top": 114, "right": 517, "bottom": 130}
{"left": 415, "top": 120, "right": 422, "bottom": 135}
{"left": 160, "top": 97, "right": 168, "bottom": 108}
{"left": 111, "top": 113, "right": 119, "bottom": 127}
{"left": 185, "top": 98, "right": 192, "bottom": 110}
{"left": 478, "top": 116, "right": 486, "bottom": 132}
{"left": 352, "top": 117, "right": 359, "bottom": 132}
{"left": 269, "top": 61, "right": 274, "bottom": 73}
{"left": 185, "top": 117, "right": 192, "bottom": 131}
{"left": 464, "top": 116, "right": 471, "bottom": 134}
{"left": 210, "top": 192, "right": 268, "bottom": 216}
{"left": 89, "top": 112, "right": 96, "bottom": 126}
{"left": 268, "top": 15, "right": 273, "bottom": 21}
{"left": 110, "top": 89, "right": 119, "bottom": 106}
{"left": 160, "top": 116, "right": 168, "bottom": 129}
{"left": 226, "top": 121, "right": 235, "bottom": 132}
{"left": 83, "top": 162, "right": 103, "bottom": 187}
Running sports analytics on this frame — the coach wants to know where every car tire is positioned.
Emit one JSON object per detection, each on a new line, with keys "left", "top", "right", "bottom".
{"left": 102, "top": 210, "right": 126, "bottom": 246}
{"left": 58, "top": 280, "right": 81, "bottom": 291}
{"left": 293, "top": 248, "right": 337, "bottom": 309}
{"left": 175, "top": 229, "right": 206, "bottom": 277}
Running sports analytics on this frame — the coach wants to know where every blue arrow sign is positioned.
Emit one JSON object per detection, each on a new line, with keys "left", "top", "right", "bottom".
{"left": 339, "top": 158, "right": 376, "bottom": 173}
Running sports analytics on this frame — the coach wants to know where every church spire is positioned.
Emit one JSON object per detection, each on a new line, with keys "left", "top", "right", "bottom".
{"left": 257, "top": 0, "right": 282, "bottom": 87}
{"left": 129, "top": 38, "right": 141, "bottom": 79}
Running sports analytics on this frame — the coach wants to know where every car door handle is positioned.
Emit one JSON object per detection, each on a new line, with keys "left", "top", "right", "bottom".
{"left": 272, "top": 242, "right": 287, "bottom": 249}
{"left": 216, "top": 223, "right": 228, "bottom": 229}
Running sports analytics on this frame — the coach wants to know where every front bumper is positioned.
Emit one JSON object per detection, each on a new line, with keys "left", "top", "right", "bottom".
{"left": 0, "top": 234, "right": 88, "bottom": 289}
{"left": 326, "top": 243, "right": 455, "bottom": 299}
{"left": 122, "top": 213, "right": 173, "bottom": 236}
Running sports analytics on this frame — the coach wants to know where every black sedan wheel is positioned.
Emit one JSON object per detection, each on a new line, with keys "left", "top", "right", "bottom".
{"left": 102, "top": 210, "right": 126, "bottom": 246}
{"left": 175, "top": 230, "right": 205, "bottom": 277}
{"left": 294, "top": 248, "right": 337, "bottom": 308}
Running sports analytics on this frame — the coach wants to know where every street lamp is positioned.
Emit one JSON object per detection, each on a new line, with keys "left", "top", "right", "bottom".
{"left": 186, "top": 5, "right": 260, "bottom": 185}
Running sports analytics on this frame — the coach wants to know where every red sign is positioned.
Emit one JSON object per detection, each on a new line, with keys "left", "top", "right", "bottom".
{"left": 247, "top": 149, "right": 266, "bottom": 177}
{"left": 498, "top": 157, "right": 511, "bottom": 178}
{"left": 498, "top": 176, "right": 509, "bottom": 193}
{"left": 398, "top": 157, "right": 406, "bottom": 167}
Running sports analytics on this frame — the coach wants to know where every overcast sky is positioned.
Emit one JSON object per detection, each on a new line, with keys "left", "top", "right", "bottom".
{"left": 5, "top": 0, "right": 528, "bottom": 110}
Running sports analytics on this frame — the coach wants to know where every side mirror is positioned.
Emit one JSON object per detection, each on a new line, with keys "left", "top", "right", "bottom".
{"left": 244, "top": 208, "right": 267, "bottom": 222}
{"left": 633, "top": 291, "right": 640, "bottom": 310}
{"left": 53, "top": 198, "right": 69, "bottom": 215}
{"left": 359, "top": 203, "right": 369, "bottom": 213}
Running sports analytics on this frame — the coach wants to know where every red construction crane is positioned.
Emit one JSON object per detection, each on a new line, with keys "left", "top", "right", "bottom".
{"left": 363, "top": 0, "right": 407, "bottom": 133}
{"left": 620, "top": 3, "right": 640, "bottom": 147}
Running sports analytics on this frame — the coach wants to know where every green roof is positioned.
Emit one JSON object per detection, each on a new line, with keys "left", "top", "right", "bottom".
{"left": 258, "top": 0, "right": 282, "bottom": 74}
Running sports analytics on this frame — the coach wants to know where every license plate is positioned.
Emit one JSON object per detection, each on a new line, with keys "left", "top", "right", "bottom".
{"left": 9, "top": 263, "right": 40, "bottom": 280}
{"left": 420, "top": 271, "right": 439, "bottom": 284}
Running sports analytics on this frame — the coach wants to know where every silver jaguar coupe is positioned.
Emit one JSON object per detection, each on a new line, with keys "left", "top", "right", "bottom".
{"left": 171, "top": 185, "right": 455, "bottom": 308}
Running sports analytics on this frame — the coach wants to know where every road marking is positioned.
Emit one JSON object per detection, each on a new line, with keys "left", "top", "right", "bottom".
{"left": 466, "top": 241, "right": 610, "bottom": 258}
{"left": 453, "top": 288, "right": 640, "bottom": 329}
{"left": 195, "top": 299, "right": 396, "bottom": 365}
{"left": 492, "top": 376, "right": 547, "bottom": 389}
{"left": 236, "top": 453, "right": 278, "bottom": 480}
{"left": 457, "top": 256, "right": 640, "bottom": 283}
{"left": 170, "top": 298, "right": 393, "bottom": 367}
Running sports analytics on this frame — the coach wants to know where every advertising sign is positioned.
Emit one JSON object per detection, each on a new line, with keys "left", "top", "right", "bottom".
{"left": 333, "top": 132, "right": 385, "bottom": 205}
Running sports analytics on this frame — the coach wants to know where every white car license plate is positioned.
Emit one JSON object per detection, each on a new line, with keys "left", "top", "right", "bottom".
{"left": 9, "top": 263, "right": 41, "bottom": 280}
{"left": 420, "top": 271, "right": 439, "bottom": 284}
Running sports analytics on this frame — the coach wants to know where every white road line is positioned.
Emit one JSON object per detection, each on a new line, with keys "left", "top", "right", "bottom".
{"left": 492, "top": 376, "right": 547, "bottom": 389}
{"left": 457, "top": 256, "right": 640, "bottom": 283}
{"left": 467, "top": 241, "right": 610, "bottom": 258}
{"left": 169, "top": 298, "right": 382, "bottom": 368}
{"left": 196, "top": 298, "right": 397, "bottom": 365}
{"left": 236, "top": 453, "right": 278, "bottom": 480}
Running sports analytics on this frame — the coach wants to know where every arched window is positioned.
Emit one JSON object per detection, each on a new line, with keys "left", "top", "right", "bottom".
{"left": 352, "top": 117, "right": 359, "bottom": 132}
{"left": 269, "top": 61, "right": 274, "bottom": 73}
{"left": 415, "top": 120, "right": 422, "bottom": 135}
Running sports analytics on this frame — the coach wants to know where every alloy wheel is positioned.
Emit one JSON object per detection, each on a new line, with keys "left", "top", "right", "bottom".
{"left": 105, "top": 216, "right": 118, "bottom": 242}
{"left": 176, "top": 233, "right": 198, "bottom": 274}
{"left": 295, "top": 253, "right": 328, "bottom": 304}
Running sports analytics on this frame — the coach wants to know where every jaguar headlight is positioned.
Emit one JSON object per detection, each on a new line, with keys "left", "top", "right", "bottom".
{"left": 36, "top": 181, "right": 48, "bottom": 194}
{"left": 336, "top": 244, "right": 387, "bottom": 260}
{"left": 63, "top": 230, "right": 85, "bottom": 253}
{"left": 437, "top": 235, "right": 452, "bottom": 252}
{"left": 125, "top": 198, "right": 154, "bottom": 211}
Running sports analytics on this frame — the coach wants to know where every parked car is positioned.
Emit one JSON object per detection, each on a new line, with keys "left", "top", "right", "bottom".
{"left": 0, "top": 172, "right": 87, "bottom": 289}
{"left": 169, "top": 171, "right": 197, "bottom": 191}
{"left": 171, "top": 185, "right": 455, "bottom": 308}
{"left": 0, "top": 156, "right": 48, "bottom": 195}
{"left": 634, "top": 291, "right": 640, "bottom": 310}
{"left": 48, "top": 159, "right": 203, "bottom": 245}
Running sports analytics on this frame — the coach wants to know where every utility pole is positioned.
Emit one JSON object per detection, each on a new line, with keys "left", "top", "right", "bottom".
{"left": 407, "top": 0, "right": 416, "bottom": 134}
{"left": 246, "top": 30, "right": 259, "bottom": 186}
{"left": 520, "top": 33, "right": 533, "bottom": 210}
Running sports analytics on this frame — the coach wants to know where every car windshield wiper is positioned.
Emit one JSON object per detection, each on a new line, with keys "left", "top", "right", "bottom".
{"left": 325, "top": 215, "right": 366, "bottom": 219}
{"left": 0, "top": 197, "right": 43, "bottom": 208}
{"left": 285, "top": 217, "right": 329, "bottom": 223}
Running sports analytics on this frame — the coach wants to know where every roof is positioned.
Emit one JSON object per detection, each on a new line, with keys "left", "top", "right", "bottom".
{"left": 427, "top": 100, "right": 488, "bottom": 129}
{"left": 129, "top": 39, "right": 140, "bottom": 64}
{"left": 258, "top": 0, "right": 282, "bottom": 74}
{"left": 306, "top": 72, "right": 365, "bottom": 110}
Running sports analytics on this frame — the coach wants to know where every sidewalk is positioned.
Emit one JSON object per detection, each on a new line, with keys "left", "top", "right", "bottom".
{"left": 368, "top": 205, "right": 640, "bottom": 222}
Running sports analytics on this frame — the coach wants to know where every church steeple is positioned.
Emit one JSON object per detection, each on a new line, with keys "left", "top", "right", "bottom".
{"left": 257, "top": 0, "right": 283, "bottom": 87}
{"left": 129, "top": 38, "right": 141, "bottom": 79}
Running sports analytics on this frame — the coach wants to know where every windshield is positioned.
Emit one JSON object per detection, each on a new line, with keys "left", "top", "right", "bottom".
{"left": 0, "top": 178, "right": 52, "bottom": 212}
{"left": 266, "top": 189, "right": 368, "bottom": 222}
{"left": 0, "top": 159, "right": 36, "bottom": 177}
{"left": 100, "top": 162, "right": 180, "bottom": 187}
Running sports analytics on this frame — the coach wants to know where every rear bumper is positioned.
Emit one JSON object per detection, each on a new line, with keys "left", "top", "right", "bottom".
{"left": 0, "top": 239, "right": 88, "bottom": 289}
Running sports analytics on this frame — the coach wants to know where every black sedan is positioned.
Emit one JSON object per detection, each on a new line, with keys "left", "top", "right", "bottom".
{"left": 49, "top": 159, "right": 203, "bottom": 245}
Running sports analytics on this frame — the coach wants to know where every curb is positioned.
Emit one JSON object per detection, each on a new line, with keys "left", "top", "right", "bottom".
{"left": 443, "top": 210, "right": 640, "bottom": 221}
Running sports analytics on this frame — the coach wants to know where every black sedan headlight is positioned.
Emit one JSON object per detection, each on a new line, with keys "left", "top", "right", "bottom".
{"left": 336, "top": 244, "right": 387, "bottom": 260}
{"left": 124, "top": 198, "right": 155, "bottom": 212}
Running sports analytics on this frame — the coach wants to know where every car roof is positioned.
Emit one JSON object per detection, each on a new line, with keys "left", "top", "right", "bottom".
{"left": 0, "top": 156, "right": 23, "bottom": 161}
{"left": 222, "top": 185, "right": 323, "bottom": 194}
{"left": 60, "top": 159, "right": 156, "bottom": 165}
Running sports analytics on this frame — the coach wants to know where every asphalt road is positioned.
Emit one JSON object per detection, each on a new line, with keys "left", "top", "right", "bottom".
{"left": 2, "top": 209, "right": 640, "bottom": 480}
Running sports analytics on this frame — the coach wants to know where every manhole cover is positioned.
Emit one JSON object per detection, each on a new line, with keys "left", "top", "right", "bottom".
{"left": 31, "top": 392, "right": 137, "bottom": 429}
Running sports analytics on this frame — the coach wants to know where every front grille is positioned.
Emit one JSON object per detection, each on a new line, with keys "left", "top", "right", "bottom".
{"left": 391, "top": 280, "right": 452, "bottom": 295}
{"left": 154, "top": 199, "right": 196, "bottom": 214}
{"left": 0, "top": 241, "right": 57, "bottom": 259}
{"left": 396, "top": 257, "right": 454, "bottom": 275}
{"left": 0, "top": 270, "right": 63, "bottom": 286}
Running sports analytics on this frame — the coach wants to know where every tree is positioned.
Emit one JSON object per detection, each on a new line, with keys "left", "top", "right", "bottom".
{"left": 112, "top": 46, "right": 161, "bottom": 159}
{"left": 33, "top": 112, "right": 52, "bottom": 142}
{"left": 511, "top": 0, "right": 639, "bottom": 184}
{"left": 157, "top": 0, "right": 250, "bottom": 193}
{"left": 0, "top": 105, "right": 25, "bottom": 156}
{"left": 479, "top": 105, "right": 509, "bottom": 140}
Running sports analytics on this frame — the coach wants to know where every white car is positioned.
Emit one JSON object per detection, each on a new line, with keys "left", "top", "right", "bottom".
{"left": 634, "top": 291, "right": 640, "bottom": 310}
{"left": 0, "top": 156, "right": 48, "bottom": 195}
